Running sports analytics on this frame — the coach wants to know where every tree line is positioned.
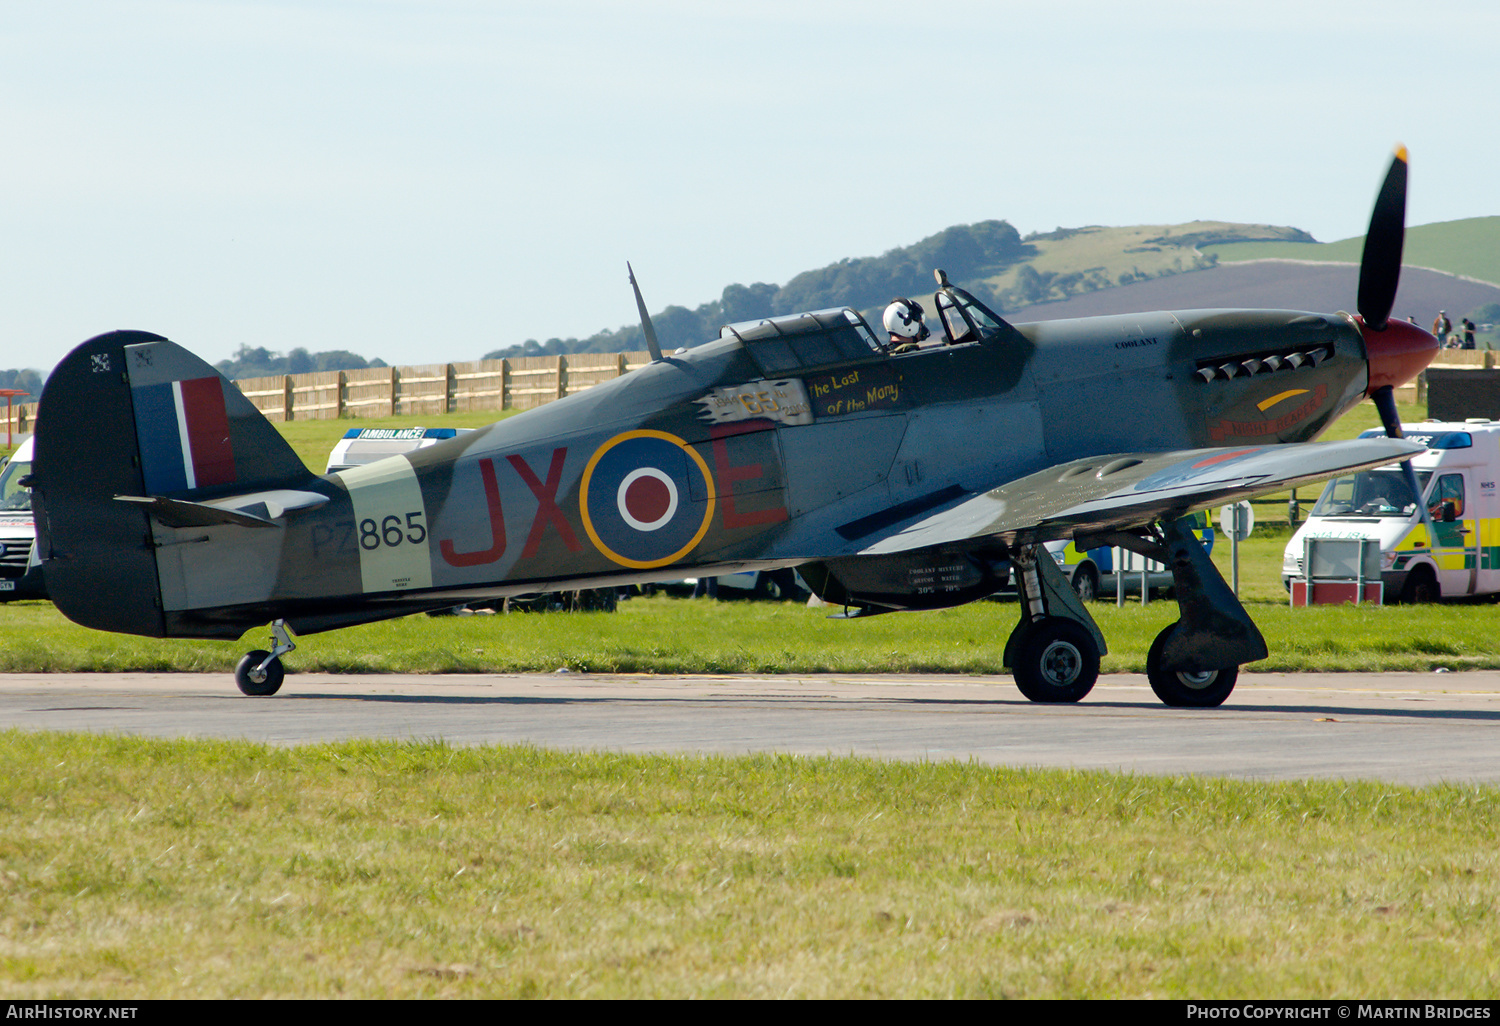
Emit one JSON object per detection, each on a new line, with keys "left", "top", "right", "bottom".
{"left": 0, "top": 368, "right": 43, "bottom": 401}
{"left": 482, "top": 220, "right": 1032, "bottom": 360}
{"left": 212, "top": 346, "right": 389, "bottom": 380}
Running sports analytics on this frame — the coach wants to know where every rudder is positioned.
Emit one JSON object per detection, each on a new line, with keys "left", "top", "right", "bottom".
{"left": 32, "top": 331, "right": 311, "bottom": 637}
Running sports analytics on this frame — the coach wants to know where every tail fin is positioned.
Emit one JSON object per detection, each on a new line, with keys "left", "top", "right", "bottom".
{"left": 32, "top": 331, "right": 311, "bottom": 637}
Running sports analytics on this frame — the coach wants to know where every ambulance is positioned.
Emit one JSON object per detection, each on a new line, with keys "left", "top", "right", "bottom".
{"left": 1282, "top": 420, "right": 1500, "bottom": 603}
{"left": 325, "top": 426, "right": 472, "bottom": 473}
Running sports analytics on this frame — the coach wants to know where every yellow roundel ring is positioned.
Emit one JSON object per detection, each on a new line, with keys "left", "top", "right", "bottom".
{"left": 579, "top": 429, "right": 716, "bottom": 569}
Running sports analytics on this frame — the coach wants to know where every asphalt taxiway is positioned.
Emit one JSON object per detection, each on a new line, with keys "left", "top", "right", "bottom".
{"left": 2, "top": 670, "right": 1497, "bottom": 785}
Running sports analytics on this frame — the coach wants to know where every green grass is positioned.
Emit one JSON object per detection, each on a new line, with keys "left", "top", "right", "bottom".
{"left": 6, "top": 571, "right": 1500, "bottom": 676}
{"left": 1, "top": 731, "right": 1496, "bottom": 998}
{"left": 1205, "top": 216, "right": 1500, "bottom": 288}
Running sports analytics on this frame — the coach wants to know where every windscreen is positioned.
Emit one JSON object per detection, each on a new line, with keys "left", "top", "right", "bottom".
{"left": 1311, "top": 468, "right": 1432, "bottom": 518}
{"left": 0, "top": 456, "right": 31, "bottom": 512}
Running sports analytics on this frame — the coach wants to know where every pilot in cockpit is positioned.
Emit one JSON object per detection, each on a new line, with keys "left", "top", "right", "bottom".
{"left": 882, "top": 297, "right": 931, "bottom": 354}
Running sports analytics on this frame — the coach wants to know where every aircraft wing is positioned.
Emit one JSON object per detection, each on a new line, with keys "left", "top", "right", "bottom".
{"left": 858, "top": 437, "right": 1424, "bottom": 556}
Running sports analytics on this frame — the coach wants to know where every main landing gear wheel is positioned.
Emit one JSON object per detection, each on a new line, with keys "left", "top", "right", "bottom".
{"left": 1146, "top": 626, "right": 1237, "bottom": 708}
{"left": 1013, "top": 617, "right": 1099, "bottom": 703}
{"left": 235, "top": 650, "right": 285, "bottom": 697}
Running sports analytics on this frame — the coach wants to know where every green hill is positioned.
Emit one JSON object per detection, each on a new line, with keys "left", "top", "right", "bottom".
{"left": 1203, "top": 216, "right": 1500, "bottom": 286}
{"left": 974, "top": 222, "right": 1312, "bottom": 309}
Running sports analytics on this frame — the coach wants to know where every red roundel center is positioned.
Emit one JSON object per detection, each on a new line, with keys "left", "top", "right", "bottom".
{"left": 624, "top": 474, "right": 672, "bottom": 525}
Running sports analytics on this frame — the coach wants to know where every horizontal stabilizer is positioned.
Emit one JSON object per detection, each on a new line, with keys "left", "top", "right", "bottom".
{"left": 115, "top": 489, "right": 330, "bottom": 529}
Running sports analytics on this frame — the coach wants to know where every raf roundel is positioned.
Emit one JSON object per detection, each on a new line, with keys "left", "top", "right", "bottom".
{"left": 617, "top": 468, "right": 678, "bottom": 530}
{"left": 580, "top": 430, "right": 716, "bottom": 568}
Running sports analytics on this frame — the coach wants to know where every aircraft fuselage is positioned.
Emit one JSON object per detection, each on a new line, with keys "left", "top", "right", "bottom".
{"left": 120, "top": 304, "right": 1374, "bottom": 637}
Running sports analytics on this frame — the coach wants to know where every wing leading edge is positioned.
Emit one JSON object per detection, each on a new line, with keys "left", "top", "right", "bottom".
{"left": 858, "top": 437, "right": 1425, "bottom": 556}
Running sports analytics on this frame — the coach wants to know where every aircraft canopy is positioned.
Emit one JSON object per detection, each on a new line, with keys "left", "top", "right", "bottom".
{"left": 721, "top": 308, "right": 884, "bottom": 375}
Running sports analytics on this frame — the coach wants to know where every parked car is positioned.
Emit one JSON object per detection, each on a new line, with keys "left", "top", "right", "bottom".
{"left": 0, "top": 436, "right": 46, "bottom": 600}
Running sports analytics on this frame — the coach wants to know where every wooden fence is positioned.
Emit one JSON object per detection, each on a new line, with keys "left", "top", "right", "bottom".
{"left": 4, "top": 353, "right": 651, "bottom": 437}
{"left": 199, "top": 352, "right": 654, "bottom": 424}
{"left": 4, "top": 352, "right": 655, "bottom": 437}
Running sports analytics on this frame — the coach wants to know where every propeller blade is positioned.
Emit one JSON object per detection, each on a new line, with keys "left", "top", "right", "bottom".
{"left": 1371, "top": 383, "right": 1432, "bottom": 533}
{"left": 1356, "top": 146, "right": 1408, "bottom": 332}
{"left": 1370, "top": 383, "right": 1403, "bottom": 439}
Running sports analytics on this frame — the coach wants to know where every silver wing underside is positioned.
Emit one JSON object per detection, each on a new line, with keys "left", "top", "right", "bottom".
{"left": 858, "top": 437, "right": 1423, "bottom": 555}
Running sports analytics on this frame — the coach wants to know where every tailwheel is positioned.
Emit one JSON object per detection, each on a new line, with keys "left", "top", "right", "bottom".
{"left": 234, "top": 619, "right": 296, "bottom": 697}
{"left": 1146, "top": 624, "right": 1238, "bottom": 707}
{"left": 235, "top": 650, "right": 285, "bottom": 697}
{"left": 1013, "top": 617, "right": 1099, "bottom": 703}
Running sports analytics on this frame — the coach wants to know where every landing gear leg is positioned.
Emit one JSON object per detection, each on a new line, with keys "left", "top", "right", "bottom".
{"left": 1005, "top": 545, "right": 1106, "bottom": 703}
{"left": 1146, "top": 517, "right": 1266, "bottom": 707}
{"left": 235, "top": 619, "right": 296, "bottom": 697}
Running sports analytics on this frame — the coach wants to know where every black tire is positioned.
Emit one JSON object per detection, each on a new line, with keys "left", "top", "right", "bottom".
{"left": 235, "top": 650, "right": 284, "bottom": 697}
{"left": 1013, "top": 618, "right": 1099, "bottom": 703}
{"left": 1071, "top": 564, "right": 1099, "bottom": 603}
{"left": 1399, "top": 566, "right": 1440, "bottom": 604}
{"left": 1145, "top": 626, "right": 1237, "bottom": 707}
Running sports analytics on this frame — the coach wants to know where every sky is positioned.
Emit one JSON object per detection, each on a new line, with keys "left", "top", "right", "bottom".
{"left": 3, "top": 0, "right": 1496, "bottom": 376}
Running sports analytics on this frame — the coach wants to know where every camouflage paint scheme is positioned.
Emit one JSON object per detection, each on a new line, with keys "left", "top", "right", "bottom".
{"left": 34, "top": 283, "right": 1411, "bottom": 630}
{"left": 29, "top": 274, "right": 1432, "bottom": 705}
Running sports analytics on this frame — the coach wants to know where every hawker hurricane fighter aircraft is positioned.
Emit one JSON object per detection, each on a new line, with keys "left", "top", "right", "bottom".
{"left": 31, "top": 150, "right": 1438, "bottom": 705}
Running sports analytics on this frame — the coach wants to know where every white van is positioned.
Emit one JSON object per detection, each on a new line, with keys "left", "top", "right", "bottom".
{"left": 1283, "top": 420, "right": 1500, "bottom": 602}
{"left": 0, "top": 436, "right": 45, "bottom": 600}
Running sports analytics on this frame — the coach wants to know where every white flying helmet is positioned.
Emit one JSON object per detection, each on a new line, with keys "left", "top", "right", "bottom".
{"left": 883, "top": 297, "right": 930, "bottom": 342}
